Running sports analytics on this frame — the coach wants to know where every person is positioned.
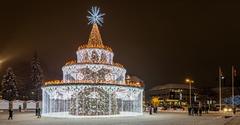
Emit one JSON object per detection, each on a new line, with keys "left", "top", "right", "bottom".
{"left": 203, "top": 105, "right": 206, "bottom": 113}
{"left": 199, "top": 107, "right": 202, "bottom": 116}
{"left": 205, "top": 106, "right": 209, "bottom": 114}
{"left": 37, "top": 108, "right": 41, "bottom": 118}
{"left": 233, "top": 107, "right": 236, "bottom": 115}
{"left": 188, "top": 106, "right": 192, "bottom": 115}
{"left": 194, "top": 106, "right": 198, "bottom": 116}
{"left": 154, "top": 107, "right": 157, "bottom": 113}
{"left": 19, "top": 105, "right": 21, "bottom": 112}
{"left": 149, "top": 106, "right": 152, "bottom": 115}
{"left": 8, "top": 108, "right": 13, "bottom": 120}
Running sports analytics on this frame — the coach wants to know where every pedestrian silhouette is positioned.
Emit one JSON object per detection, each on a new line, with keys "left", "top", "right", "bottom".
{"left": 188, "top": 107, "right": 192, "bottom": 115}
{"left": 233, "top": 107, "right": 236, "bottom": 115}
{"left": 37, "top": 108, "right": 41, "bottom": 118}
{"left": 149, "top": 106, "right": 152, "bottom": 115}
{"left": 19, "top": 105, "right": 21, "bottom": 112}
{"left": 8, "top": 108, "right": 13, "bottom": 120}
{"left": 199, "top": 107, "right": 202, "bottom": 116}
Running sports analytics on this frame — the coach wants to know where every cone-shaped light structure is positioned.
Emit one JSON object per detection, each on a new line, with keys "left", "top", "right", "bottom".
{"left": 87, "top": 23, "right": 104, "bottom": 48}
{"left": 78, "top": 23, "right": 112, "bottom": 51}
{"left": 78, "top": 7, "right": 112, "bottom": 52}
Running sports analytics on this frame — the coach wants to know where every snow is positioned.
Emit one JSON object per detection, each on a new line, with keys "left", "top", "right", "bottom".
{"left": 42, "top": 112, "right": 143, "bottom": 118}
{"left": 0, "top": 112, "right": 233, "bottom": 125}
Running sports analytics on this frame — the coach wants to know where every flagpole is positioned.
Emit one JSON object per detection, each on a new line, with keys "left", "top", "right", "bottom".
{"left": 219, "top": 67, "right": 222, "bottom": 112}
{"left": 232, "top": 66, "right": 235, "bottom": 108}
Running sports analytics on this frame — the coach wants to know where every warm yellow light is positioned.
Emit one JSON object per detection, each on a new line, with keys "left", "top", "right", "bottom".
{"left": 0, "top": 57, "right": 8, "bottom": 65}
{"left": 185, "top": 78, "right": 190, "bottom": 83}
{"left": 45, "top": 79, "right": 143, "bottom": 87}
{"left": 223, "top": 108, "right": 228, "bottom": 112}
{"left": 228, "top": 108, "right": 232, "bottom": 112}
{"left": 151, "top": 96, "right": 160, "bottom": 107}
{"left": 185, "top": 78, "right": 194, "bottom": 84}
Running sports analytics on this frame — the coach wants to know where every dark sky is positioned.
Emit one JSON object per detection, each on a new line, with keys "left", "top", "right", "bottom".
{"left": 0, "top": 1, "right": 240, "bottom": 90}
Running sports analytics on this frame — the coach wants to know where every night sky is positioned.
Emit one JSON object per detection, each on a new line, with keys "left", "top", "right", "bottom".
{"left": 0, "top": 1, "right": 240, "bottom": 90}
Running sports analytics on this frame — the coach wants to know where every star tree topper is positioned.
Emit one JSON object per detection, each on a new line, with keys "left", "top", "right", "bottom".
{"left": 87, "top": 6, "right": 105, "bottom": 26}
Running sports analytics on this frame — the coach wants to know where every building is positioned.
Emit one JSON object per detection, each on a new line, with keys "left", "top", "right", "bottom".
{"left": 149, "top": 83, "right": 199, "bottom": 108}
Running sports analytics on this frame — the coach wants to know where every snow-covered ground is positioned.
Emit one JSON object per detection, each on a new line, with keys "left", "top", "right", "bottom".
{"left": 42, "top": 112, "right": 142, "bottom": 118}
{"left": 0, "top": 112, "right": 233, "bottom": 125}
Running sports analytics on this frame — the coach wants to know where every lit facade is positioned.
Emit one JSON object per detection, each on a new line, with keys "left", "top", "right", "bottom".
{"left": 41, "top": 7, "right": 144, "bottom": 118}
{"left": 149, "top": 83, "right": 198, "bottom": 108}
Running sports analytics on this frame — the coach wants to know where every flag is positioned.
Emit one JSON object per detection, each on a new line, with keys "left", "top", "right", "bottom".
{"left": 232, "top": 66, "right": 237, "bottom": 77}
{"left": 219, "top": 67, "right": 224, "bottom": 78}
{"left": 234, "top": 68, "right": 237, "bottom": 77}
{"left": 232, "top": 66, "right": 238, "bottom": 87}
{"left": 232, "top": 65, "right": 236, "bottom": 107}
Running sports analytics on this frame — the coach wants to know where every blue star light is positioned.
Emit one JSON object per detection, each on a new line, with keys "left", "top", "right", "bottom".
{"left": 87, "top": 6, "right": 105, "bottom": 26}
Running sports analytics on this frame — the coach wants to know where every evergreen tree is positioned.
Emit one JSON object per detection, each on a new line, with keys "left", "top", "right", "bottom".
{"left": 31, "top": 53, "right": 44, "bottom": 103}
{"left": 1, "top": 67, "right": 18, "bottom": 108}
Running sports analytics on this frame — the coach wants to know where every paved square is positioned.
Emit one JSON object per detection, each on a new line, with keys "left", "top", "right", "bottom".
{"left": 0, "top": 112, "right": 231, "bottom": 125}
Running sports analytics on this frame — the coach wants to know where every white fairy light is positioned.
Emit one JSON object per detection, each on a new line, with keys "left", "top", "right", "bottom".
{"left": 42, "top": 85, "right": 143, "bottom": 117}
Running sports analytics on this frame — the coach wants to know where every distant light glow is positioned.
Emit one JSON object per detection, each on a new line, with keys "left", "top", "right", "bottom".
{"left": 87, "top": 6, "right": 105, "bottom": 26}
{"left": 0, "top": 57, "right": 8, "bottom": 65}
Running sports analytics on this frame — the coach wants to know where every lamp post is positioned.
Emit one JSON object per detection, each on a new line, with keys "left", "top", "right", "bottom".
{"left": 219, "top": 75, "right": 224, "bottom": 112}
{"left": 185, "top": 78, "right": 194, "bottom": 108}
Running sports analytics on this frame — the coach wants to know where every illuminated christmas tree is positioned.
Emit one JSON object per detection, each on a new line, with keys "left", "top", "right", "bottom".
{"left": 41, "top": 6, "right": 144, "bottom": 118}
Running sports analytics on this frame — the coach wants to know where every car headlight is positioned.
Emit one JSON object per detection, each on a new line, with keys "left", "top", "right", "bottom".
{"left": 223, "top": 108, "right": 228, "bottom": 112}
{"left": 228, "top": 108, "right": 232, "bottom": 112}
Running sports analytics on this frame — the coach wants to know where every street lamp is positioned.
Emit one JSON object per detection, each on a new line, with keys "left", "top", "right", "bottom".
{"left": 219, "top": 75, "right": 224, "bottom": 112}
{"left": 185, "top": 78, "right": 194, "bottom": 108}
